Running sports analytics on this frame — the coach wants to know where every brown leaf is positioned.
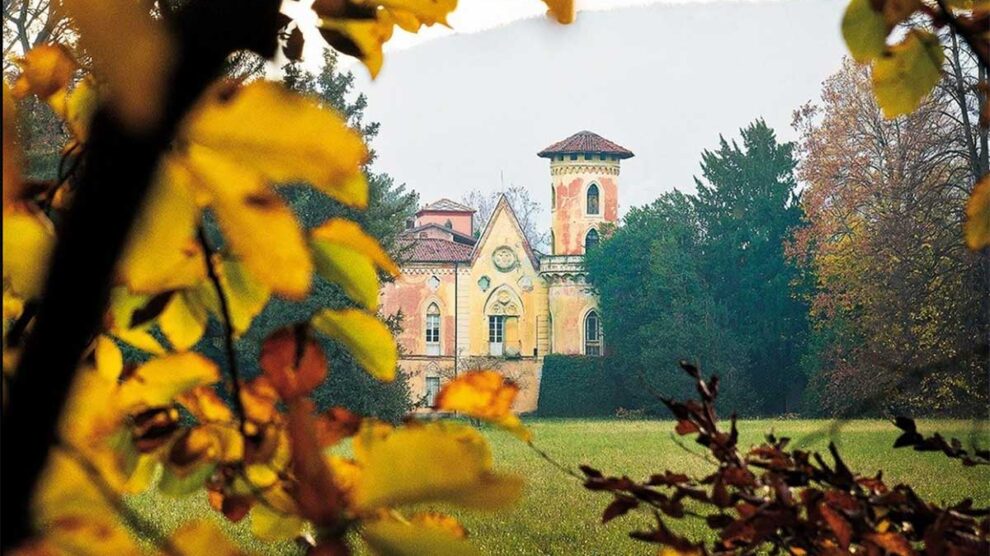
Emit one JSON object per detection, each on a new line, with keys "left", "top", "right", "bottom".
{"left": 675, "top": 419, "right": 700, "bottom": 436}
{"left": 284, "top": 26, "right": 305, "bottom": 61}
{"left": 602, "top": 496, "right": 638, "bottom": 523}
{"left": 820, "top": 503, "right": 853, "bottom": 549}
{"left": 864, "top": 532, "right": 916, "bottom": 556}
{"left": 259, "top": 326, "right": 327, "bottom": 401}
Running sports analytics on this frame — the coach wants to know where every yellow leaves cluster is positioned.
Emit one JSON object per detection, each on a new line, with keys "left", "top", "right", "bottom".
{"left": 436, "top": 370, "right": 532, "bottom": 441}
{"left": 840, "top": 0, "right": 944, "bottom": 118}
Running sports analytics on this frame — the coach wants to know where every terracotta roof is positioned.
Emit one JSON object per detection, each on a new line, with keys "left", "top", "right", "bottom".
{"left": 537, "top": 130, "right": 634, "bottom": 159}
{"left": 417, "top": 198, "right": 476, "bottom": 214}
{"left": 399, "top": 238, "right": 474, "bottom": 263}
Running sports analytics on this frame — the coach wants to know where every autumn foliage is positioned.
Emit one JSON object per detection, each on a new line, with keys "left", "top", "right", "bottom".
{"left": 2, "top": 0, "right": 574, "bottom": 553}
{"left": 581, "top": 362, "right": 990, "bottom": 555}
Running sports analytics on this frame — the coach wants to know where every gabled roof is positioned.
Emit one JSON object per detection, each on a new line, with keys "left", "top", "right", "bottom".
{"left": 537, "top": 130, "right": 634, "bottom": 159}
{"left": 470, "top": 194, "right": 539, "bottom": 269}
{"left": 417, "top": 198, "right": 476, "bottom": 214}
{"left": 402, "top": 223, "right": 477, "bottom": 245}
{"left": 398, "top": 237, "right": 474, "bottom": 263}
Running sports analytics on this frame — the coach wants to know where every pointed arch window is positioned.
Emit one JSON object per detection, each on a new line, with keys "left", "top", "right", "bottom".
{"left": 585, "top": 228, "right": 600, "bottom": 252}
{"left": 584, "top": 310, "right": 602, "bottom": 356}
{"left": 587, "top": 184, "right": 600, "bottom": 215}
{"left": 425, "top": 303, "right": 441, "bottom": 355}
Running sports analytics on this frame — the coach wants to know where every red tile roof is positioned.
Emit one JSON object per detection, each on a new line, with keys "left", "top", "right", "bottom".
{"left": 417, "top": 198, "right": 476, "bottom": 214}
{"left": 398, "top": 238, "right": 474, "bottom": 263}
{"left": 537, "top": 130, "right": 634, "bottom": 159}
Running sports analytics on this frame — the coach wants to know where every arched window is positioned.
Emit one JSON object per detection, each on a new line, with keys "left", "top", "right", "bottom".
{"left": 584, "top": 310, "right": 602, "bottom": 356}
{"left": 425, "top": 303, "right": 440, "bottom": 355}
{"left": 585, "top": 228, "right": 599, "bottom": 252}
{"left": 587, "top": 183, "right": 600, "bottom": 215}
{"left": 444, "top": 219, "right": 453, "bottom": 229}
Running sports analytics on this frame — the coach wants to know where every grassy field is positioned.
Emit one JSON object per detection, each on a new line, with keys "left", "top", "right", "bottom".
{"left": 127, "top": 418, "right": 990, "bottom": 555}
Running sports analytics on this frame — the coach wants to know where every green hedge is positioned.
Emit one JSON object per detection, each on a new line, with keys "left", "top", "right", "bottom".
{"left": 537, "top": 355, "right": 619, "bottom": 417}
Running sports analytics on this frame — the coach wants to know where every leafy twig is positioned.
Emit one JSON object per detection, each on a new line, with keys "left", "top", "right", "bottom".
{"left": 196, "top": 227, "right": 248, "bottom": 436}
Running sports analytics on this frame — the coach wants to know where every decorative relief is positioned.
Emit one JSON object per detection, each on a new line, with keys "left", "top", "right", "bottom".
{"left": 427, "top": 275, "right": 440, "bottom": 291}
{"left": 478, "top": 276, "right": 491, "bottom": 291}
{"left": 549, "top": 164, "right": 620, "bottom": 177}
{"left": 488, "top": 289, "right": 520, "bottom": 316}
{"left": 492, "top": 246, "right": 518, "bottom": 272}
{"left": 517, "top": 275, "right": 533, "bottom": 291}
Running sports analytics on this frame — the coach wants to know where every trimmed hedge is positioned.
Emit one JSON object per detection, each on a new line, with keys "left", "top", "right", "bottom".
{"left": 537, "top": 355, "right": 619, "bottom": 417}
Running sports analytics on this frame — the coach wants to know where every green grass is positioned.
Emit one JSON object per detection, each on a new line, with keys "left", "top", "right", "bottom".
{"left": 127, "top": 418, "right": 990, "bottom": 555}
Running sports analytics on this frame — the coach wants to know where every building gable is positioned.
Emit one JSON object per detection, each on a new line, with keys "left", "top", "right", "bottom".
{"left": 471, "top": 195, "right": 539, "bottom": 272}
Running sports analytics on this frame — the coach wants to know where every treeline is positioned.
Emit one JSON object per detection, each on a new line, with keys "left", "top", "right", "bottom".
{"left": 587, "top": 48, "right": 987, "bottom": 418}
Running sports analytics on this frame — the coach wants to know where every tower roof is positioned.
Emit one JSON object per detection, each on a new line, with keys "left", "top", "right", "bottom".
{"left": 537, "top": 130, "right": 634, "bottom": 159}
{"left": 416, "top": 198, "right": 476, "bottom": 214}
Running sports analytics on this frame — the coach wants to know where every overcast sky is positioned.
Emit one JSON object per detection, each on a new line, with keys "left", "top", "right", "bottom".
{"left": 300, "top": 0, "right": 850, "bottom": 228}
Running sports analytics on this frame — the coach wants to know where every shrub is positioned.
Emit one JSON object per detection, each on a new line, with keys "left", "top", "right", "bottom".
{"left": 537, "top": 355, "right": 619, "bottom": 417}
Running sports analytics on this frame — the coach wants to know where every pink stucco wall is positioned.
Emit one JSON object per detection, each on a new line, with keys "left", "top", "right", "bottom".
{"left": 416, "top": 211, "right": 473, "bottom": 237}
{"left": 552, "top": 175, "right": 618, "bottom": 255}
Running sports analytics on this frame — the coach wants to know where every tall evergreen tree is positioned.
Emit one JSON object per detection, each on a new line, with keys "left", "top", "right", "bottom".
{"left": 233, "top": 50, "right": 419, "bottom": 422}
{"left": 691, "top": 119, "right": 809, "bottom": 414}
{"left": 585, "top": 192, "right": 760, "bottom": 415}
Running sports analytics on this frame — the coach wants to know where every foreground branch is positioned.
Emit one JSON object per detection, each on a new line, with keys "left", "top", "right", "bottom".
{"left": 1, "top": 0, "right": 281, "bottom": 547}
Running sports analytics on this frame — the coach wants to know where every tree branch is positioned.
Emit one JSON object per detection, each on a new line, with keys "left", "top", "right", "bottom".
{"left": 0, "top": 0, "right": 281, "bottom": 548}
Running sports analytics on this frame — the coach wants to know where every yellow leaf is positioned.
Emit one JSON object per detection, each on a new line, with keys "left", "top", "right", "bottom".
{"left": 541, "top": 0, "right": 575, "bottom": 24}
{"left": 965, "top": 173, "right": 990, "bottom": 250}
{"left": 62, "top": 0, "right": 173, "bottom": 130}
{"left": 93, "top": 335, "right": 124, "bottom": 382}
{"left": 178, "top": 385, "right": 235, "bottom": 424}
{"left": 3, "top": 81, "right": 22, "bottom": 207}
{"left": 212, "top": 257, "right": 271, "bottom": 335}
{"left": 119, "top": 160, "right": 206, "bottom": 294}
{"left": 353, "top": 421, "right": 524, "bottom": 510}
{"left": 170, "top": 520, "right": 244, "bottom": 556}
{"left": 319, "top": 15, "right": 394, "bottom": 79}
{"left": 2, "top": 209, "right": 54, "bottom": 298}
{"left": 106, "top": 288, "right": 167, "bottom": 355}
{"left": 310, "top": 219, "right": 397, "bottom": 310}
{"left": 435, "top": 370, "right": 531, "bottom": 441}
{"left": 186, "top": 145, "right": 312, "bottom": 299}
{"left": 659, "top": 548, "right": 703, "bottom": 556}
{"left": 185, "top": 82, "right": 369, "bottom": 206}
{"left": 250, "top": 504, "right": 305, "bottom": 541}
{"left": 362, "top": 519, "right": 480, "bottom": 556}
{"left": 841, "top": 0, "right": 888, "bottom": 63}
{"left": 48, "top": 76, "right": 98, "bottom": 141}
{"left": 872, "top": 30, "right": 944, "bottom": 118}
{"left": 311, "top": 308, "right": 397, "bottom": 381}
{"left": 312, "top": 218, "right": 399, "bottom": 275}
{"left": 12, "top": 45, "right": 77, "bottom": 99}
{"left": 158, "top": 290, "right": 209, "bottom": 351}
{"left": 369, "top": 0, "right": 458, "bottom": 26}
{"left": 118, "top": 352, "right": 220, "bottom": 409}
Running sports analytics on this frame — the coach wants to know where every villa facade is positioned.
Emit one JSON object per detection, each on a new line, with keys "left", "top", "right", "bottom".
{"left": 378, "top": 131, "right": 634, "bottom": 411}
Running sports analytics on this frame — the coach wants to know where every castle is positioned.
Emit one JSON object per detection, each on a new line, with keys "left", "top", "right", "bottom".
{"left": 379, "top": 131, "right": 634, "bottom": 411}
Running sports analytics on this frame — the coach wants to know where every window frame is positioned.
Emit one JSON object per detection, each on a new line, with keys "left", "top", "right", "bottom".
{"left": 586, "top": 183, "right": 600, "bottom": 215}
{"left": 584, "top": 310, "right": 602, "bottom": 356}
{"left": 425, "top": 303, "right": 441, "bottom": 355}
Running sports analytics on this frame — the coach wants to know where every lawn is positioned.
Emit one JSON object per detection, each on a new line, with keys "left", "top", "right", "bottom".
{"left": 127, "top": 418, "right": 990, "bottom": 555}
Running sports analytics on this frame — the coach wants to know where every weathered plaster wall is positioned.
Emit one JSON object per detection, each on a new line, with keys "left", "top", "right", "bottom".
{"left": 548, "top": 279, "right": 598, "bottom": 355}
{"left": 466, "top": 204, "right": 548, "bottom": 358}
{"left": 379, "top": 264, "right": 459, "bottom": 356}
{"left": 550, "top": 154, "right": 620, "bottom": 255}
{"left": 402, "top": 356, "right": 542, "bottom": 413}
{"left": 416, "top": 211, "right": 473, "bottom": 236}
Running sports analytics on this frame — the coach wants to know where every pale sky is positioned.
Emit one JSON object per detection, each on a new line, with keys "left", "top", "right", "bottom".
{"left": 286, "top": 0, "right": 848, "bottom": 230}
